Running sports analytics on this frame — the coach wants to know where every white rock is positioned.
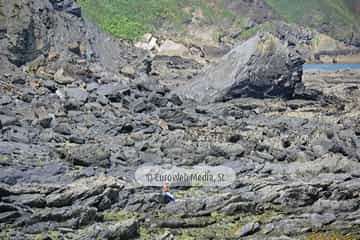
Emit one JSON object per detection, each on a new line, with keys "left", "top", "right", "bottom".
{"left": 158, "top": 40, "right": 189, "bottom": 57}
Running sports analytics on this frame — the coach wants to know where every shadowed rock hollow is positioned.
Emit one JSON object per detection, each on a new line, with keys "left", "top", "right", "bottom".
{"left": 176, "top": 33, "right": 313, "bottom": 103}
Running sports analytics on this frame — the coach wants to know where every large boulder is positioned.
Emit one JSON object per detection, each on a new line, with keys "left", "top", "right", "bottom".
{"left": 176, "top": 33, "right": 309, "bottom": 103}
{"left": 63, "top": 144, "right": 111, "bottom": 167}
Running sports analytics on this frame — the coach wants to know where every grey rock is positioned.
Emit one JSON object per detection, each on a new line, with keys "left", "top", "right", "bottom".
{"left": 32, "top": 205, "right": 97, "bottom": 227}
{"left": 210, "top": 143, "right": 245, "bottom": 158}
{"left": 0, "top": 115, "right": 17, "bottom": 127}
{"left": 131, "top": 100, "right": 155, "bottom": 113}
{"left": 54, "top": 124, "right": 72, "bottom": 135}
{"left": 149, "top": 93, "right": 168, "bottom": 107}
{"left": 221, "top": 202, "right": 257, "bottom": 216}
{"left": 0, "top": 96, "right": 12, "bottom": 105}
{"left": 0, "top": 211, "right": 21, "bottom": 224}
{"left": 235, "top": 222, "right": 260, "bottom": 237}
{"left": 65, "top": 144, "right": 111, "bottom": 167}
{"left": 0, "top": 184, "right": 12, "bottom": 197}
{"left": 274, "top": 185, "right": 320, "bottom": 208}
{"left": 5, "top": 127, "right": 30, "bottom": 144}
{"left": 81, "top": 219, "right": 138, "bottom": 240}
{"left": 310, "top": 213, "right": 336, "bottom": 228}
{"left": 176, "top": 33, "right": 309, "bottom": 103}
{"left": 64, "top": 87, "right": 89, "bottom": 103}
{"left": 39, "top": 117, "right": 53, "bottom": 129}
{"left": 168, "top": 93, "right": 183, "bottom": 106}
{"left": 4, "top": 194, "right": 46, "bottom": 208}
{"left": 163, "top": 199, "right": 206, "bottom": 216}
{"left": 86, "top": 82, "right": 99, "bottom": 92}
{"left": 154, "top": 218, "right": 216, "bottom": 228}
{"left": 312, "top": 199, "right": 359, "bottom": 214}
{"left": 69, "top": 135, "right": 85, "bottom": 144}
{"left": 150, "top": 55, "right": 203, "bottom": 83}
{"left": 120, "top": 65, "right": 136, "bottom": 79}
{"left": 46, "top": 176, "right": 123, "bottom": 207}
{"left": 54, "top": 68, "right": 75, "bottom": 85}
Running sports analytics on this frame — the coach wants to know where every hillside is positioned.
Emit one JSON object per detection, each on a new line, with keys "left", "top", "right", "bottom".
{"left": 265, "top": 0, "right": 360, "bottom": 45}
{"left": 78, "top": 0, "right": 360, "bottom": 46}
{"left": 77, "top": 0, "right": 237, "bottom": 41}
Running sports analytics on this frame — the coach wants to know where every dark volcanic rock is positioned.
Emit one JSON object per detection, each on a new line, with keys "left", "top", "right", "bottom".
{"left": 176, "top": 33, "right": 309, "bottom": 103}
{"left": 64, "top": 144, "right": 111, "bottom": 167}
{"left": 1, "top": 0, "right": 52, "bottom": 66}
{"left": 0, "top": 0, "right": 146, "bottom": 72}
{"left": 80, "top": 219, "right": 138, "bottom": 240}
{"left": 1, "top": 0, "right": 360, "bottom": 239}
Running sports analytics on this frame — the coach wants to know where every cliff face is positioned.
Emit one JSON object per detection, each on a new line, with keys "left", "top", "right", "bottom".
{"left": 0, "top": 0, "right": 145, "bottom": 72}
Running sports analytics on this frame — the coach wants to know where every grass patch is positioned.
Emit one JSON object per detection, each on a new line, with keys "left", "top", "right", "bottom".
{"left": 0, "top": 154, "right": 9, "bottom": 163}
{"left": 78, "top": 0, "right": 237, "bottom": 40}
{"left": 139, "top": 226, "right": 153, "bottom": 240}
{"left": 240, "top": 22, "right": 274, "bottom": 40}
{"left": 209, "top": 210, "right": 278, "bottom": 236}
{"left": 34, "top": 231, "right": 61, "bottom": 240}
{"left": 264, "top": 0, "right": 360, "bottom": 40}
{"left": 265, "top": 0, "right": 358, "bottom": 25}
{"left": 307, "top": 231, "right": 358, "bottom": 240}
{"left": 145, "top": 210, "right": 279, "bottom": 239}
{"left": 78, "top": 0, "right": 189, "bottom": 40}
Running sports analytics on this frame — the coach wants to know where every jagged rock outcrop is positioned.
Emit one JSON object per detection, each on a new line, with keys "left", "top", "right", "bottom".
{"left": 176, "top": 33, "right": 316, "bottom": 103}
{"left": 0, "top": 0, "right": 146, "bottom": 72}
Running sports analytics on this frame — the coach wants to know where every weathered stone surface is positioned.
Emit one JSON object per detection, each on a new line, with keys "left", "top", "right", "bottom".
{"left": 0, "top": 0, "right": 360, "bottom": 239}
{"left": 64, "top": 144, "right": 111, "bottom": 167}
{"left": 46, "top": 176, "right": 125, "bottom": 207}
{"left": 54, "top": 68, "right": 75, "bottom": 85}
{"left": 235, "top": 222, "right": 260, "bottom": 237}
{"left": 80, "top": 219, "right": 138, "bottom": 240}
{"left": 176, "top": 33, "right": 310, "bottom": 103}
{"left": 0, "top": 115, "right": 17, "bottom": 127}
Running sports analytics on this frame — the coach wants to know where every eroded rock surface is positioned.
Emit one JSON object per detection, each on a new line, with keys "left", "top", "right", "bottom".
{"left": 0, "top": 0, "right": 360, "bottom": 240}
{"left": 176, "top": 33, "right": 317, "bottom": 103}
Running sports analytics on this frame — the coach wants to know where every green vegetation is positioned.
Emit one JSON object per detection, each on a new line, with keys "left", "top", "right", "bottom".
{"left": 115, "top": 208, "right": 281, "bottom": 240}
{"left": 240, "top": 22, "right": 274, "bottom": 40}
{"left": 211, "top": 210, "right": 277, "bottom": 234}
{"left": 78, "top": 0, "right": 360, "bottom": 45}
{"left": 265, "top": 0, "right": 357, "bottom": 24}
{"left": 139, "top": 226, "right": 153, "bottom": 240}
{"left": 0, "top": 154, "right": 9, "bottom": 163}
{"left": 78, "top": 0, "right": 236, "bottom": 40}
{"left": 307, "top": 231, "right": 358, "bottom": 240}
{"left": 78, "top": 0, "right": 188, "bottom": 40}
{"left": 34, "top": 231, "right": 61, "bottom": 240}
{"left": 264, "top": 0, "right": 360, "bottom": 41}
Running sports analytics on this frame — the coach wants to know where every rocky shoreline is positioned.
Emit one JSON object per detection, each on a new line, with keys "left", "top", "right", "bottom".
{"left": 1, "top": 1, "right": 360, "bottom": 240}
{"left": 1, "top": 66, "right": 360, "bottom": 239}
